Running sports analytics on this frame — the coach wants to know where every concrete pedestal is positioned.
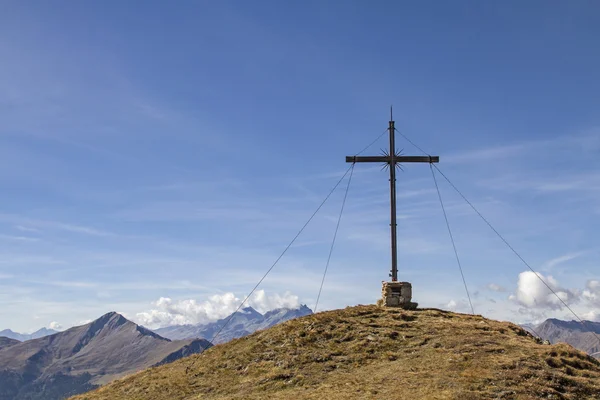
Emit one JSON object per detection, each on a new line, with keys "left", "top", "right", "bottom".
{"left": 378, "top": 281, "right": 418, "bottom": 309}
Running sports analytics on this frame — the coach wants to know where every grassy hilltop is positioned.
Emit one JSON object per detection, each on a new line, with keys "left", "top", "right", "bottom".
{"left": 72, "top": 305, "right": 600, "bottom": 400}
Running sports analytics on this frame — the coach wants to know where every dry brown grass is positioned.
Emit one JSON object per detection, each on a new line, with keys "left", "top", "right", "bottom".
{"left": 72, "top": 305, "right": 600, "bottom": 400}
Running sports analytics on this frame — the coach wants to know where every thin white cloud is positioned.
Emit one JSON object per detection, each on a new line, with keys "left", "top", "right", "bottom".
{"left": 0, "top": 255, "right": 65, "bottom": 266}
{"left": 0, "top": 234, "right": 40, "bottom": 242}
{"left": 15, "top": 225, "right": 41, "bottom": 233}
{"left": 477, "top": 171, "right": 600, "bottom": 196}
{"left": 23, "top": 279, "right": 215, "bottom": 292}
{"left": 47, "top": 281, "right": 98, "bottom": 288}
{"left": 445, "top": 131, "right": 600, "bottom": 166}
{"left": 49, "top": 222, "right": 113, "bottom": 237}
{"left": 444, "top": 142, "right": 531, "bottom": 165}
{"left": 0, "top": 214, "right": 114, "bottom": 237}
{"left": 112, "top": 202, "right": 271, "bottom": 223}
{"left": 541, "top": 252, "right": 587, "bottom": 271}
{"left": 487, "top": 283, "right": 506, "bottom": 292}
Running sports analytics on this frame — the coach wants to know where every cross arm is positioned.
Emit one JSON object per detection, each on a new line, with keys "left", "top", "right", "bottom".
{"left": 346, "top": 155, "right": 388, "bottom": 163}
{"left": 346, "top": 155, "right": 439, "bottom": 163}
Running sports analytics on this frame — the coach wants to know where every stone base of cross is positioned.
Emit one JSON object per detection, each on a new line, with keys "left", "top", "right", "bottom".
{"left": 377, "top": 281, "right": 418, "bottom": 309}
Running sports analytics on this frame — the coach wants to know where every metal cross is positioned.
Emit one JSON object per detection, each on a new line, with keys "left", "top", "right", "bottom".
{"left": 346, "top": 109, "right": 439, "bottom": 282}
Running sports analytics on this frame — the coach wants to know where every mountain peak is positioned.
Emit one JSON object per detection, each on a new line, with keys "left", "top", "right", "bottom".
{"left": 99, "top": 311, "right": 123, "bottom": 320}
{"left": 262, "top": 304, "right": 313, "bottom": 319}
{"left": 0, "top": 311, "right": 212, "bottom": 400}
{"left": 32, "top": 327, "right": 58, "bottom": 336}
{"left": 240, "top": 306, "right": 260, "bottom": 315}
{"left": 81, "top": 311, "right": 168, "bottom": 342}
{"left": 87, "top": 312, "right": 128, "bottom": 331}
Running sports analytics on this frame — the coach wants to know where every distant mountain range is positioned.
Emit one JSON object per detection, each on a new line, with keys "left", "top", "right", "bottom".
{"left": 0, "top": 312, "right": 211, "bottom": 400}
{"left": 0, "top": 328, "right": 58, "bottom": 342}
{"left": 0, "top": 305, "right": 313, "bottom": 400}
{"left": 532, "top": 318, "right": 600, "bottom": 358}
{"left": 521, "top": 318, "right": 600, "bottom": 358}
{"left": 154, "top": 304, "right": 313, "bottom": 344}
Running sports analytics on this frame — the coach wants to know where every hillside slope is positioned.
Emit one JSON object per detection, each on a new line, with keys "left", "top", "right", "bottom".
{"left": 0, "top": 336, "right": 20, "bottom": 350}
{"left": 0, "top": 312, "right": 211, "bottom": 400}
{"left": 72, "top": 305, "right": 600, "bottom": 400}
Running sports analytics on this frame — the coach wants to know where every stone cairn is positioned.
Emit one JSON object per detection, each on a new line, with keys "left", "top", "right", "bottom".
{"left": 377, "top": 281, "right": 418, "bottom": 309}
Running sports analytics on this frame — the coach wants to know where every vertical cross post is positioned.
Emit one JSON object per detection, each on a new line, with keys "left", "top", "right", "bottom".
{"left": 345, "top": 112, "right": 439, "bottom": 284}
{"left": 388, "top": 116, "right": 398, "bottom": 281}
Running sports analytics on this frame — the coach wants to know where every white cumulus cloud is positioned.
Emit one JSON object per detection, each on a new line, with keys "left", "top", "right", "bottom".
{"left": 582, "top": 280, "right": 600, "bottom": 306}
{"left": 581, "top": 310, "right": 600, "bottom": 322}
{"left": 49, "top": 321, "right": 62, "bottom": 330}
{"left": 134, "top": 290, "right": 301, "bottom": 329}
{"left": 446, "top": 300, "right": 457, "bottom": 310}
{"left": 515, "top": 307, "right": 548, "bottom": 324}
{"left": 509, "top": 271, "right": 577, "bottom": 310}
{"left": 444, "top": 299, "right": 472, "bottom": 313}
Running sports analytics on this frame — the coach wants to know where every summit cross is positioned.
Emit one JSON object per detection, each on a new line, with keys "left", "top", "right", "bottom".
{"left": 346, "top": 109, "right": 439, "bottom": 282}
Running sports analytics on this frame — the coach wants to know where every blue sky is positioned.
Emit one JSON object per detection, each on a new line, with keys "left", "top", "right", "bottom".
{"left": 1, "top": 1, "right": 599, "bottom": 332}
